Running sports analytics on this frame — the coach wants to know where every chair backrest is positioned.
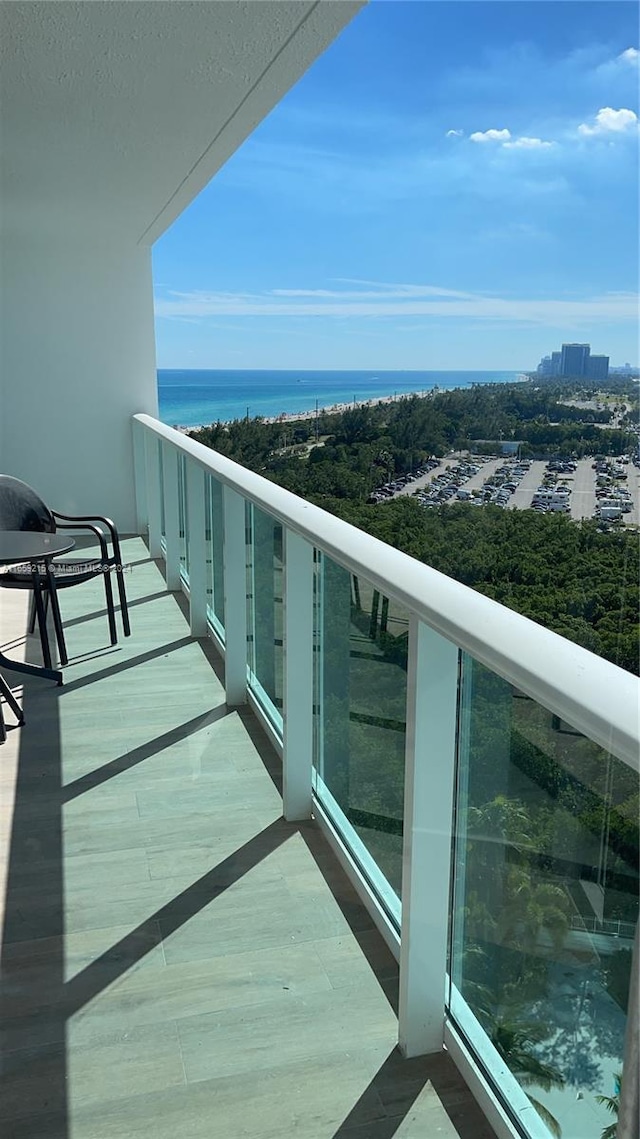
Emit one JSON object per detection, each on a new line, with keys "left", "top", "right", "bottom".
{"left": 0, "top": 475, "right": 55, "bottom": 533}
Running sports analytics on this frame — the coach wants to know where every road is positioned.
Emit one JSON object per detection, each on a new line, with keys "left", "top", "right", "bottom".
{"left": 570, "top": 460, "right": 597, "bottom": 521}
{"left": 461, "top": 458, "right": 502, "bottom": 495}
{"left": 506, "top": 461, "right": 547, "bottom": 510}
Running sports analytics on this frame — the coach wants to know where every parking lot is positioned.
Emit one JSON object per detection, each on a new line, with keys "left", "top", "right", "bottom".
{"left": 373, "top": 454, "right": 640, "bottom": 527}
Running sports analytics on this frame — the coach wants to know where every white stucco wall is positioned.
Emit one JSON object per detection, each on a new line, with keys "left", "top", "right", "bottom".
{"left": 0, "top": 2, "right": 365, "bottom": 530}
{"left": 0, "top": 236, "right": 157, "bottom": 530}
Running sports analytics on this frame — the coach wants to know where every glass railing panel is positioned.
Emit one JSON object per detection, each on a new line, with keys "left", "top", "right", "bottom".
{"left": 246, "top": 503, "right": 283, "bottom": 731}
{"left": 204, "top": 474, "right": 225, "bottom": 639}
{"left": 177, "top": 453, "right": 189, "bottom": 580}
{"left": 450, "top": 654, "right": 638, "bottom": 1139}
{"left": 313, "top": 552, "right": 408, "bottom": 916}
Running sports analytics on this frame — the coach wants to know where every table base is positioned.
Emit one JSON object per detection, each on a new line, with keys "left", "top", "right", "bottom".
{"left": 0, "top": 653, "right": 63, "bottom": 743}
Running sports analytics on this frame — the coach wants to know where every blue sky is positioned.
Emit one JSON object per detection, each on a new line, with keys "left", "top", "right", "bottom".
{"left": 153, "top": 1, "right": 639, "bottom": 371}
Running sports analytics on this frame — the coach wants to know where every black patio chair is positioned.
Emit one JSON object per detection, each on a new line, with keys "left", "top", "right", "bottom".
{"left": 0, "top": 475, "right": 130, "bottom": 667}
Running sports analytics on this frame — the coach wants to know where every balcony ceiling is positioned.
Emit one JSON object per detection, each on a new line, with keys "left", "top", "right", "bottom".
{"left": 0, "top": 0, "right": 362, "bottom": 244}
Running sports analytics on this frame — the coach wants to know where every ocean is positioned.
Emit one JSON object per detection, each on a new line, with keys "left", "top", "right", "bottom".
{"left": 157, "top": 369, "right": 524, "bottom": 427}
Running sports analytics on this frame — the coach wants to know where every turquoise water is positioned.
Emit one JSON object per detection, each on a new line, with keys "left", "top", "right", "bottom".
{"left": 158, "top": 368, "right": 523, "bottom": 426}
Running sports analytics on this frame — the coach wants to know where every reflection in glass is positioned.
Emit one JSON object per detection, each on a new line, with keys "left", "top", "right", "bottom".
{"left": 451, "top": 655, "right": 638, "bottom": 1139}
{"left": 313, "top": 553, "right": 408, "bottom": 908}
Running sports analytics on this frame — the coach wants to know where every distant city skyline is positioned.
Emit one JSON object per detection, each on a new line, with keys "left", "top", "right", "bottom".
{"left": 153, "top": 2, "right": 639, "bottom": 370}
{"left": 537, "top": 342, "right": 611, "bottom": 379}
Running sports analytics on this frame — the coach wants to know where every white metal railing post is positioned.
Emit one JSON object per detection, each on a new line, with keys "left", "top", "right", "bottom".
{"left": 132, "top": 419, "right": 148, "bottom": 535}
{"left": 247, "top": 503, "right": 256, "bottom": 682}
{"left": 222, "top": 485, "right": 247, "bottom": 706}
{"left": 186, "top": 459, "right": 207, "bottom": 636}
{"left": 144, "top": 431, "right": 162, "bottom": 559}
{"left": 282, "top": 529, "right": 314, "bottom": 821}
{"left": 162, "top": 441, "right": 181, "bottom": 591}
{"left": 398, "top": 617, "right": 459, "bottom": 1057}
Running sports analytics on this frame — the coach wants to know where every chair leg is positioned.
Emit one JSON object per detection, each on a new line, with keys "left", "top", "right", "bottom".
{"left": 110, "top": 537, "right": 131, "bottom": 638}
{"left": 27, "top": 590, "right": 49, "bottom": 634}
{"left": 103, "top": 570, "right": 118, "bottom": 646}
{"left": 0, "top": 672, "right": 25, "bottom": 726}
{"left": 44, "top": 563, "right": 68, "bottom": 667}
{"left": 115, "top": 566, "right": 131, "bottom": 637}
{"left": 32, "top": 575, "right": 53, "bottom": 671}
{"left": 27, "top": 592, "right": 37, "bottom": 635}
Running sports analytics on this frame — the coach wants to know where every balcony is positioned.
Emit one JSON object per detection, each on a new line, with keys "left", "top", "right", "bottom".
{"left": 2, "top": 415, "right": 637, "bottom": 1139}
{"left": 3, "top": 5, "right": 637, "bottom": 1135}
{"left": 2, "top": 535, "right": 496, "bottom": 1139}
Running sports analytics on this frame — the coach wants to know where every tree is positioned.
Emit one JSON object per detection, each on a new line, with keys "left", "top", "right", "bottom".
{"left": 596, "top": 1071, "right": 621, "bottom": 1139}
{"left": 481, "top": 1010, "right": 566, "bottom": 1138}
{"left": 498, "top": 870, "right": 570, "bottom": 952}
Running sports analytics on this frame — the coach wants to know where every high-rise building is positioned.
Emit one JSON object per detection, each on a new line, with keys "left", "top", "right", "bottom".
{"left": 537, "top": 345, "right": 611, "bottom": 380}
{"left": 586, "top": 355, "right": 609, "bottom": 381}
{"left": 560, "top": 343, "right": 591, "bottom": 377}
{"left": 536, "top": 351, "right": 563, "bottom": 375}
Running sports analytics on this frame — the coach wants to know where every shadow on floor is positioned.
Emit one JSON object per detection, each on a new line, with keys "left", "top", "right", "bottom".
{"left": 0, "top": 633, "right": 68, "bottom": 1136}
{"left": 1, "top": 552, "right": 496, "bottom": 1139}
{"left": 330, "top": 1045, "right": 496, "bottom": 1139}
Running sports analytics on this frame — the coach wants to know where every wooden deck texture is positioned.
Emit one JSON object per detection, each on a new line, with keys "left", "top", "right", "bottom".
{"left": 0, "top": 537, "right": 496, "bottom": 1139}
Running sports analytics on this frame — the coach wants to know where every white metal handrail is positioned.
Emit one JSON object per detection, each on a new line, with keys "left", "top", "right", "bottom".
{"left": 134, "top": 414, "right": 639, "bottom": 772}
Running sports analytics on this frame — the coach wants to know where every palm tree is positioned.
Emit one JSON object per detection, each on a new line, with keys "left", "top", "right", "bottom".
{"left": 465, "top": 797, "right": 571, "bottom": 955}
{"left": 596, "top": 1071, "right": 621, "bottom": 1139}
{"left": 465, "top": 796, "right": 533, "bottom": 914}
{"left": 468, "top": 796, "right": 533, "bottom": 853}
{"left": 483, "top": 1010, "right": 566, "bottom": 1139}
{"left": 498, "top": 868, "right": 570, "bottom": 952}
{"left": 463, "top": 887, "right": 499, "bottom": 945}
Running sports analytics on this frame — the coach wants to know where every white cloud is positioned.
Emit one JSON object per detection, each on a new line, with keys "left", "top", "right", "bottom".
{"left": 503, "top": 136, "right": 554, "bottom": 150}
{"left": 467, "top": 129, "right": 554, "bottom": 151}
{"left": 273, "top": 282, "right": 476, "bottom": 300}
{"left": 446, "top": 129, "right": 464, "bottom": 137}
{"left": 594, "top": 46, "right": 640, "bottom": 78}
{"left": 578, "top": 107, "right": 639, "bottom": 136}
{"left": 155, "top": 283, "right": 638, "bottom": 326}
{"left": 470, "top": 128, "right": 511, "bottom": 144}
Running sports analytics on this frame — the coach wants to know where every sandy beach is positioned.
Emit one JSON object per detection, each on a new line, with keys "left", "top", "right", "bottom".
{"left": 172, "top": 374, "right": 530, "bottom": 434}
{"left": 175, "top": 389, "right": 430, "bottom": 434}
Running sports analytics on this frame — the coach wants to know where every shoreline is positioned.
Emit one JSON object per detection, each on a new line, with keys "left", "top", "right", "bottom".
{"left": 172, "top": 375, "right": 530, "bottom": 434}
{"left": 174, "top": 389, "right": 421, "bottom": 434}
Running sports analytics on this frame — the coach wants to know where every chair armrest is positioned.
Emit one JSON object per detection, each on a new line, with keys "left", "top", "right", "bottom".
{"left": 52, "top": 511, "right": 116, "bottom": 531}
{"left": 51, "top": 517, "right": 110, "bottom": 563}
{"left": 52, "top": 512, "right": 126, "bottom": 568}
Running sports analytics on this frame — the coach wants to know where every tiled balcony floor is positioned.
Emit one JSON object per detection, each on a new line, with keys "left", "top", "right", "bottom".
{"left": 0, "top": 538, "right": 496, "bottom": 1139}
